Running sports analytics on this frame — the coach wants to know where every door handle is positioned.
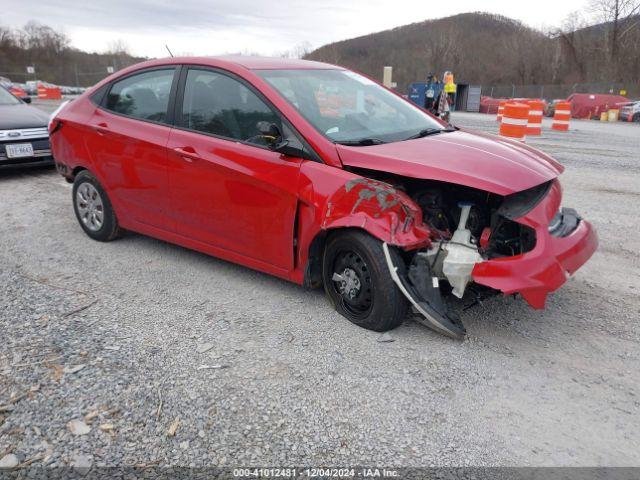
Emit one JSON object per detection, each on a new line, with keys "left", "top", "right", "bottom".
{"left": 92, "top": 123, "right": 109, "bottom": 136}
{"left": 173, "top": 146, "right": 200, "bottom": 162}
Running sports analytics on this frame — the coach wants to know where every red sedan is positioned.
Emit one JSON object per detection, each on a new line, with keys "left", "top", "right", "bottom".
{"left": 50, "top": 57, "right": 597, "bottom": 338}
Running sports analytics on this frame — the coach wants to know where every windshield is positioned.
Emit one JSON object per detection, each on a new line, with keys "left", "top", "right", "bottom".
{"left": 256, "top": 69, "right": 444, "bottom": 144}
{"left": 0, "top": 87, "right": 21, "bottom": 106}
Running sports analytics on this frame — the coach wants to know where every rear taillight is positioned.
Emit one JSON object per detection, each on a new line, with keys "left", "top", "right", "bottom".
{"left": 48, "top": 99, "right": 70, "bottom": 133}
{"left": 49, "top": 118, "right": 63, "bottom": 135}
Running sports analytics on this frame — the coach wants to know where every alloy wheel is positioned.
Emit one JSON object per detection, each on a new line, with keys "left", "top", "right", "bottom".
{"left": 76, "top": 182, "right": 104, "bottom": 232}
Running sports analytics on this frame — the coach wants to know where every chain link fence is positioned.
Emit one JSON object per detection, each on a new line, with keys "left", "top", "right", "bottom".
{"left": 0, "top": 58, "right": 138, "bottom": 88}
{"left": 3, "top": 65, "right": 639, "bottom": 101}
{"left": 0, "top": 70, "right": 110, "bottom": 87}
{"left": 481, "top": 82, "right": 639, "bottom": 100}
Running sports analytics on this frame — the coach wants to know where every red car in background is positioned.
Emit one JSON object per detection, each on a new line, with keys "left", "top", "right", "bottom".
{"left": 9, "top": 85, "right": 28, "bottom": 100}
{"left": 0, "top": 81, "right": 30, "bottom": 102}
{"left": 0, "top": 82, "right": 31, "bottom": 103}
{"left": 49, "top": 57, "right": 597, "bottom": 339}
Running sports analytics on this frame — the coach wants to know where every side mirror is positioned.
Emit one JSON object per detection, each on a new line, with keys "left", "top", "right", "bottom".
{"left": 23, "top": 96, "right": 31, "bottom": 104}
{"left": 275, "top": 141, "right": 307, "bottom": 159}
{"left": 256, "top": 121, "right": 307, "bottom": 159}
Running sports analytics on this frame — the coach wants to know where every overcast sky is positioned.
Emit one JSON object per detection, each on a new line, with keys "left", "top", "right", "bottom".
{"left": 5, "top": 0, "right": 590, "bottom": 57}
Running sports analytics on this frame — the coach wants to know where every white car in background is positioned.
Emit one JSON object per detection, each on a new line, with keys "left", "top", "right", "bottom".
{"left": 620, "top": 100, "right": 640, "bottom": 122}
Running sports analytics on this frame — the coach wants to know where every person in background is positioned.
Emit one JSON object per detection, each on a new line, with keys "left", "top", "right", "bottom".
{"left": 424, "top": 73, "right": 438, "bottom": 115}
{"left": 443, "top": 70, "right": 456, "bottom": 110}
{"left": 437, "top": 86, "right": 450, "bottom": 122}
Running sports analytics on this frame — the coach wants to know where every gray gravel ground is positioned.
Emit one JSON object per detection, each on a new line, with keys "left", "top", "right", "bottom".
{"left": 1, "top": 104, "right": 639, "bottom": 469}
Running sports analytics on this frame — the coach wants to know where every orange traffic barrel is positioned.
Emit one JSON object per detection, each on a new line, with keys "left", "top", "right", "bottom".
{"left": 37, "top": 84, "right": 47, "bottom": 99}
{"left": 496, "top": 100, "right": 507, "bottom": 121}
{"left": 46, "top": 87, "right": 62, "bottom": 100}
{"left": 526, "top": 100, "right": 544, "bottom": 135}
{"left": 499, "top": 102, "right": 529, "bottom": 141}
{"left": 552, "top": 102, "right": 571, "bottom": 131}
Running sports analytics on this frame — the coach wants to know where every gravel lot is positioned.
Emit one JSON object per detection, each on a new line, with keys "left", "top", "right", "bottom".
{"left": 1, "top": 101, "right": 639, "bottom": 470}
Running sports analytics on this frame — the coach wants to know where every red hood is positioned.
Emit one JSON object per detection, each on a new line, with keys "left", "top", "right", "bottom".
{"left": 336, "top": 129, "right": 564, "bottom": 196}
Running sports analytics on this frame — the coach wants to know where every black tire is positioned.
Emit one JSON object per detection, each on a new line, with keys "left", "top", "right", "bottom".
{"left": 322, "top": 230, "right": 408, "bottom": 332}
{"left": 72, "top": 170, "right": 121, "bottom": 242}
{"left": 633, "top": 113, "right": 640, "bottom": 123}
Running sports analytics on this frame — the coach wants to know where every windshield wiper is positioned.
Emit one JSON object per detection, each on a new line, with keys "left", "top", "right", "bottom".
{"left": 403, "top": 127, "right": 456, "bottom": 141}
{"left": 335, "top": 138, "right": 387, "bottom": 146}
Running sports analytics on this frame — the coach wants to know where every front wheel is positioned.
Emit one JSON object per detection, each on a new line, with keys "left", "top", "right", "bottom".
{"left": 322, "top": 230, "right": 408, "bottom": 332}
{"left": 72, "top": 170, "right": 121, "bottom": 242}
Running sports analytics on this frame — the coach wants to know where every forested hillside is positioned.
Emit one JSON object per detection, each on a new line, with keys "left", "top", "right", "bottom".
{"left": 305, "top": 11, "right": 640, "bottom": 94}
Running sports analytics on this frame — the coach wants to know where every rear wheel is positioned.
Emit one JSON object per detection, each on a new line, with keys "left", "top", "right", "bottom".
{"left": 322, "top": 230, "right": 408, "bottom": 332}
{"left": 72, "top": 170, "right": 121, "bottom": 241}
{"left": 633, "top": 113, "right": 640, "bottom": 123}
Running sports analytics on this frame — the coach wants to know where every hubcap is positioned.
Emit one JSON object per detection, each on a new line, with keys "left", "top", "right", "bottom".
{"left": 76, "top": 182, "right": 104, "bottom": 232}
{"left": 331, "top": 250, "right": 373, "bottom": 318}
{"left": 332, "top": 267, "right": 361, "bottom": 299}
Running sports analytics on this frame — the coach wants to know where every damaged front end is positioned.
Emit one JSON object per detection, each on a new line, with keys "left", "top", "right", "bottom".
{"left": 383, "top": 242, "right": 467, "bottom": 338}
{"left": 382, "top": 201, "right": 485, "bottom": 338}
{"left": 470, "top": 180, "right": 598, "bottom": 310}
{"left": 341, "top": 171, "right": 597, "bottom": 340}
{"left": 320, "top": 174, "right": 470, "bottom": 338}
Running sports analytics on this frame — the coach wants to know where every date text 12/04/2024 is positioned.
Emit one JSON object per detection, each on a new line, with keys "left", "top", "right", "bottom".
{"left": 233, "top": 468, "right": 400, "bottom": 478}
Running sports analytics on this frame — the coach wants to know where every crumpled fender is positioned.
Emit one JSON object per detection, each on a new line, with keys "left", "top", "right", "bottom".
{"left": 291, "top": 162, "right": 431, "bottom": 285}
{"left": 322, "top": 177, "right": 431, "bottom": 249}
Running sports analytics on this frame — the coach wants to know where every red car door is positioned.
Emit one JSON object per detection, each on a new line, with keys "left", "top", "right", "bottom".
{"left": 166, "top": 67, "right": 301, "bottom": 270}
{"left": 88, "top": 68, "right": 178, "bottom": 231}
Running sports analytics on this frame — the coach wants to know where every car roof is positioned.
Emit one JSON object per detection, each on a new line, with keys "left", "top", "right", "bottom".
{"left": 123, "top": 55, "right": 342, "bottom": 71}
{"left": 214, "top": 55, "right": 340, "bottom": 70}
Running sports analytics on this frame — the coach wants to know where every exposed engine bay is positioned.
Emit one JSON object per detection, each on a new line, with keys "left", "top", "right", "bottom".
{"left": 346, "top": 167, "right": 547, "bottom": 338}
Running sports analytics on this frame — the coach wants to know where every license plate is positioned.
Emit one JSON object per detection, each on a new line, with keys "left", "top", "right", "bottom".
{"left": 6, "top": 143, "right": 34, "bottom": 159}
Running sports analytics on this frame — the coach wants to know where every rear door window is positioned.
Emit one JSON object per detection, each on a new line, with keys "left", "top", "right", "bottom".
{"left": 105, "top": 69, "right": 175, "bottom": 123}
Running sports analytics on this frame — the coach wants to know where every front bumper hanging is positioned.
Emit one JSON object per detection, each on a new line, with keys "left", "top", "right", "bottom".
{"left": 383, "top": 242, "right": 466, "bottom": 339}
